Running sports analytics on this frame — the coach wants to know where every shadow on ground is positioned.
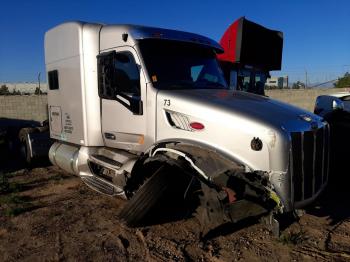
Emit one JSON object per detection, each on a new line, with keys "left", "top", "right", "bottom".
{"left": 307, "top": 167, "right": 350, "bottom": 226}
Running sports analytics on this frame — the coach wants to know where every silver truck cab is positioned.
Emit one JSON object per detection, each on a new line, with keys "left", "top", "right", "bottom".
{"left": 46, "top": 22, "right": 329, "bottom": 229}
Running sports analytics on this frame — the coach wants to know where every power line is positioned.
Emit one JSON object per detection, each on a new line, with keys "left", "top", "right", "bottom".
{"left": 310, "top": 79, "right": 338, "bottom": 88}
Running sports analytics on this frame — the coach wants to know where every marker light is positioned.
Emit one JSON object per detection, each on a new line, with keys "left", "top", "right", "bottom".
{"left": 190, "top": 122, "right": 205, "bottom": 130}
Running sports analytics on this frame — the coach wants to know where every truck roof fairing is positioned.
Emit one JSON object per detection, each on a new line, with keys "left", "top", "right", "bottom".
{"left": 46, "top": 21, "right": 224, "bottom": 54}
{"left": 217, "top": 17, "right": 283, "bottom": 71}
{"left": 97, "top": 23, "right": 224, "bottom": 53}
{"left": 128, "top": 25, "right": 224, "bottom": 53}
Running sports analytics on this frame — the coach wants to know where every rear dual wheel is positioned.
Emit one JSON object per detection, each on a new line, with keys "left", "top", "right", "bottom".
{"left": 18, "top": 128, "right": 36, "bottom": 165}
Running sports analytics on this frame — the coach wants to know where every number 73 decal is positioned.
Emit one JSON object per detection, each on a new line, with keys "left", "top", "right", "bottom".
{"left": 164, "top": 99, "right": 171, "bottom": 106}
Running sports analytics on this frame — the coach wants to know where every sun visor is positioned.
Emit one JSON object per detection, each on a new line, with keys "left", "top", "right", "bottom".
{"left": 218, "top": 17, "right": 283, "bottom": 71}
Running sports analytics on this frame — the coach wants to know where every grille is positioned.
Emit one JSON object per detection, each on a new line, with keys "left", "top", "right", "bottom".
{"left": 290, "top": 124, "right": 330, "bottom": 203}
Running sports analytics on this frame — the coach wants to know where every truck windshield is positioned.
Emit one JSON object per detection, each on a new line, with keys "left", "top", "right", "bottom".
{"left": 138, "top": 39, "right": 228, "bottom": 90}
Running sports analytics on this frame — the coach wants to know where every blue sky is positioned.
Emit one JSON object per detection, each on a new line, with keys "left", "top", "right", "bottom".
{"left": 0, "top": 0, "right": 349, "bottom": 84}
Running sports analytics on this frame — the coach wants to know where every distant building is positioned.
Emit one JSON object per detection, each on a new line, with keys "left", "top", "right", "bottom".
{"left": 266, "top": 76, "right": 289, "bottom": 89}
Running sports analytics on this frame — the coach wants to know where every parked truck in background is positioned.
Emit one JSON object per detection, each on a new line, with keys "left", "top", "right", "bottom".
{"left": 218, "top": 17, "right": 284, "bottom": 95}
{"left": 19, "top": 21, "right": 329, "bottom": 233}
{"left": 314, "top": 92, "right": 350, "bottom": 188}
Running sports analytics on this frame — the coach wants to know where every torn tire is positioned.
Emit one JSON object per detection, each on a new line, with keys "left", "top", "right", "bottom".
{"left": 118, "top": 164, "right": 173, "bottom": 226}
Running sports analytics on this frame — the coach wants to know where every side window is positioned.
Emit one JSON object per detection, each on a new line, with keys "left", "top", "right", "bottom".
{"left": 98, "top": 51, "right": 140, "bottom": 99}
{"left": 48, "top": 70, "right": 59, "bottom": 90}
{"left": 97, "top": 50, "right": 143, "bottom": 115}
{"left": 114, "top": 52, "right": 140, "bottom": 96}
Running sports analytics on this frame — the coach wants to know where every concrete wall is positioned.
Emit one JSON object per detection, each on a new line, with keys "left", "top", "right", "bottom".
{"left": 0, "top": 95, "right": 48, "bottom": 122}
{"left": 0, "top": 88, "right": 348, "bottom": 123}
{"left": 266, "top": 88, "right": 349, "bottom": 112}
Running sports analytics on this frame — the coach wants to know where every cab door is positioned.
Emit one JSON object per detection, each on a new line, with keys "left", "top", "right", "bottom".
{"left": 98, "top": 46, "right": 147, "bottom": 151}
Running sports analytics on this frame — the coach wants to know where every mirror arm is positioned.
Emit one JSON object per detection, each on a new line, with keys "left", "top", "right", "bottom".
{"left": 115, "top": 92, "right": 143, "bottom": 115}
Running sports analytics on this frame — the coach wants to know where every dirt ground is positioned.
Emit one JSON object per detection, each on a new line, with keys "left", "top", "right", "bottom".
{"left": 0, "top": 164, "right": 349, "bottom": 262}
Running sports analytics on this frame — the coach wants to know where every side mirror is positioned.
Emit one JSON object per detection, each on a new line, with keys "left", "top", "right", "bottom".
{"left": 332, "top": 99, "right": 344, "bottom": 111}
{"left": 132, "top": 98, "right": 143, "bottom": 115}
{"left": 116, "top": 93, "right": 143, "bottom": 115}
{"left": 97, "top": 51, "right": 118, "bottom": 99}
{"left": 314, "top": 95, "right": 344, "bottom": 117}
{"left": 128, "top": 95, "right": 143, "bottom": 115}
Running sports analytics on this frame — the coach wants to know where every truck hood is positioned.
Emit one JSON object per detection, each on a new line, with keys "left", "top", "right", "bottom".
{"left": 155, "top": 89, "right": 326, "bottom": 209}
{"left": 157, "top": 89, "right": 323, "bottom": 131}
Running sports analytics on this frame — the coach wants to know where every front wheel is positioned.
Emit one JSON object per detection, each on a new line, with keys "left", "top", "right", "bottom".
{"left": 118, "top": 164, "right": 172, "bottom": 226}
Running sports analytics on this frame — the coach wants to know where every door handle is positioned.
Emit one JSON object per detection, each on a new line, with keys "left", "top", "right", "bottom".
{"left": 104, "top": 133, "right": 116, "bottom": 140}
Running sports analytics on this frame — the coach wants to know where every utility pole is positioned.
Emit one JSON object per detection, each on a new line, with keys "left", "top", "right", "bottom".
{"left": 305, "top": 70, "right": 308, "bottom": 89}
{"left": 38, "top": 72, "right": 41, "bottom": 95}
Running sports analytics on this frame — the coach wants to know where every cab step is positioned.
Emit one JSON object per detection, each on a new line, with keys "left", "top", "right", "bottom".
{"left": 90, "top": 154, "right": 123, "bottom": 170}
{"left": 81, "top": 175, "right": 125, "bottom": 197}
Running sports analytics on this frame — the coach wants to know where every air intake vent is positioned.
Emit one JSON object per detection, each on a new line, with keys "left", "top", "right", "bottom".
{"left": 165, "top": 111, "right": 193, "bottom": 131}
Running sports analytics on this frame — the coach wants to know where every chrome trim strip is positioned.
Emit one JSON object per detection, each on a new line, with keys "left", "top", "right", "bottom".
{"left": 70, "top": 149, "right": 79, "bottom": 175}
{"left": 289, "top": 143, "right": 294, "bottom": 205}
{"left": 26, "top": 133, "right": 34, "bottom": 158}
{"left": 51, "top": 142, "right": 61, "bottom": 167}
{"left": 321, "top": 125, "right": 325, "bottom": 185}
{"left": 326, "top": 124, "right": 330, "bottom": 182}
{"left": 301, "top": 132, "right": 305, "bottom": 201}
{"left": 312, "top": 132, "right": 317, "bottom": 195}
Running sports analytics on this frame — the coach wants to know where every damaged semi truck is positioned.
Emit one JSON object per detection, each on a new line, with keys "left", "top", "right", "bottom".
{"left": 30, "top": 21, "right": 330, "bottom": 233}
